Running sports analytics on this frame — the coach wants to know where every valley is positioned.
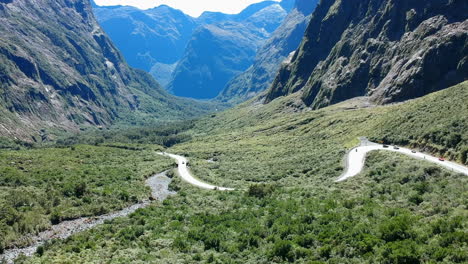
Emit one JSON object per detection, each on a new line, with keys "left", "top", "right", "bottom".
{"left": 0, "top": 0, "right": 467, "bottom": 263}
{"left": 1, "top": 81, "right": 467, "bottom": 263}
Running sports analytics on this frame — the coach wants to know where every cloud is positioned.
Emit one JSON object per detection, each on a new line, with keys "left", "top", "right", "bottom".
{"left": 94, "top": 0, "right": 281, "bottom": 17}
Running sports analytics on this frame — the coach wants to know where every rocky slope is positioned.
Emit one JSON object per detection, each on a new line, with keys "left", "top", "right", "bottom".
{"left": 0, "top": 0, "right": 214, "bottom": 140}
{"left": 265, "top": 0, "right": 468, "bottom": 108}
{"left": 218, "top": 0, "right": 318, "bottom": 103}
{"left": 167, "top": 1, "right": 292, "bottom": 99}
{"left": 93, "top": 4, "right": 196, "bottom": 86}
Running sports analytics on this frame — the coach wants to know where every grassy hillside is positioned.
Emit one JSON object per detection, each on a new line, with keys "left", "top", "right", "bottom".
{"left": 168, "top": 81, "right": 467, "bottom": 188}
{"left": 21, "top": 82, "right": 468, "bottom": 263}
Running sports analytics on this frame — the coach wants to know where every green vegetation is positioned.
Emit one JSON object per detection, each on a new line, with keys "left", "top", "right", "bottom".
{"left": 0, "top": 145, "right": 173, "bottom": 251}
{"left": 366, "top": 89, "right": 467, "bottom": 163}
{"left": 0, "top": 137, "right": 31, "bottom": 150}
{"left": 56, "top": 121, "right": 196, "bottom": 148}
{"left": 20, "top": 82, "right": 467, "bottom": 263}
{"left": 24, "top": 153, "right": 467, "bottom": 263}
{"left": 167, "top": 82, "right": 467, "bottom": 189}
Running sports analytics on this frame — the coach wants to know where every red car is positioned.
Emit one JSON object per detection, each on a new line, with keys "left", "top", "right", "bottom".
{"left": 439, "top": 158, "right": 445, "bottom": 162}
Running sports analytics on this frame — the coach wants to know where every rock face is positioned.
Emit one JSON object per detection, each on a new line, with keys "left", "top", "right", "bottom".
{"left": 167, "top": 1, "right": 293, "bottom": 99}
{"left": 93, "top": 4, "right": 197, "bottom": 80}
{"left": 218, "top": 0, "right": 319, "bottom": 103}
{"left": 0, "top": 0, "right": 210, "bottom": 140}
{"left": 265, "top": 0, "right": 468, "bottom": 108}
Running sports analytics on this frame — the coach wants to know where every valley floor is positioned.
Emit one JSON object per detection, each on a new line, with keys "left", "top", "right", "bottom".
{"left": 0, "top": 82, "right": 467, "bottom": 263}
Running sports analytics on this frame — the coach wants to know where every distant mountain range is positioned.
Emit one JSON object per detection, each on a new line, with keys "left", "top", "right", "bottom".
{"left": 92, "top": 0, "right": 295, "bottom": 99}
{"left": 0, "top": 0, "right": 216, "bottom": 140}
{"left": 1, "top": 0, "right": 466, "bottom": 141}
{"left": 218, "top": 0, "right": 319, "bottom": 103}
{"left": 265, "top": 0, "right": 468, "bottom": 108}
{"left": 92, "top": 3, "right": 197, "bottom": 85}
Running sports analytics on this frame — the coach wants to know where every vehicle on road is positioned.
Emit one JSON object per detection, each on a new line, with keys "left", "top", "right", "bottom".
{"left": 383, "top": 145, "right": 389, "bottom": 148}
{"left": 412, "top": 150, "right": 417, "bottom": 153}
{"left": 393, "top": 146, "right": 400, "bottom": 150}
{"left": 439, "top": 158, "right": 445, "bottom": 161}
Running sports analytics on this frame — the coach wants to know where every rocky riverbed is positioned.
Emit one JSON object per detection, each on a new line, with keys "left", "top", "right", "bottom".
{"left": 0, "top": 171, "right": 175, "bottom": 264}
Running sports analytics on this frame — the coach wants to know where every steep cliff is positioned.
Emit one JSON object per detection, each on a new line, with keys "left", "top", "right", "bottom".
{"left": 266, "top": 0, "right": 468, "bottom": 108}
{"left": 218, "top": 0, "right": 318, "bottom": 103}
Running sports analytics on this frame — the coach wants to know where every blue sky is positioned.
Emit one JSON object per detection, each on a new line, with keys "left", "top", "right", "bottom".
{"left": 94, "top": 0, "right": 280, "bottom": 17}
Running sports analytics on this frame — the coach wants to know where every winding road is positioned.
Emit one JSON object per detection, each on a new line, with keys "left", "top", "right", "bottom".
{"left": 3, "top": 143, "right": 465, "bottom": 263}
{"left": 336, "top": 138, "right": 468, "bottom": 182}
{"left": 160, "top": 141, "right": 467, "bottom": 189}
{"left": 158, "top": 152, "right": 235, "bottom": 191}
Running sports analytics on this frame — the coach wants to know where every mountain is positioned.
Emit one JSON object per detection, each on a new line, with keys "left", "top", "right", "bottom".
{"left": 0, "top": 0, "right": 215, "bottom": 141}
{"left": 167, "top": 1, "right": 292, "bottom": 99}
{"left": 218, "top": 0, "right": 318, "bottom": 103}
{"left": 92, "top": 0, "right": 293, "bottom": 95}
{"left": 196, "top": 0, "right": 294, "bottom": 25}
{"left": 92, "top": 4, "right": 197, "bottom": 81}
{"left": 265, "top": 0, "right": 468, "bottom": 108}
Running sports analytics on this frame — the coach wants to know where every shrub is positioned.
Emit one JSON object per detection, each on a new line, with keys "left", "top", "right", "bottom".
{"left": 173, "top": 236, "right": 188, "bottom": 251}
{"left": 379, "top": 214, "right": 413, "bottom": 242}
{"left": 36, "top": 245, "right": 45, "bottom": 256}
{"left": 203, "top": 234, "right": 221, "bottom": 251}
{"left": 270, "top": 240, "right": 294, "bottom": 262}
{"left": 74, "top": 182, "right": 87, "bottom": 198}
{"left": 50, "top": 210, "right": 62, "bottom": 225}
{"left": 247, "top": 184, "right": 275, "bottom": 198}
{"left": 381, "top": 240, "right": 420, "bottom": 264}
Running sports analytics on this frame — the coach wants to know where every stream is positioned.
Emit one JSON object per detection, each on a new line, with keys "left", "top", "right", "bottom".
{"left": 0, "top": 171, "right": 175, "bottom": 263}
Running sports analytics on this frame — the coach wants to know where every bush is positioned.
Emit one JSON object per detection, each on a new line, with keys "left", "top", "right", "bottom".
{"left": 247, "top": 184, "right": 275, "bottom": 198}
{"left": 460, "top": 147, "right": 468, "bottom": 164}
{"left": 381, "top": 240, "right": 420, "bottom": 264}
{"left": 203, "top": 234, "right": 221, "bottom": 251}
{"left": 74, "top": 182, "right": 87, "bottom": 198}
{"left": 270, "top": 240, "right": 294, "bottom": 262}
{"left": 379, "top": 214, "right": 413, "bottom": 242}
{"left": 36, "top": 245, "right": 45, "bottom": 256}
{"left": 50, "top": 211, "right": 62, "bottom": 225}
{"left": 173, "top": 236, "right": 188, "bottom": 251}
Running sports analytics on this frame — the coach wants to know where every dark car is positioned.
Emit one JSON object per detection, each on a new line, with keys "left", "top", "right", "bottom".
{"left": 383, "top": 145, "right": 389, "bottom": 148}
{"left": 393, "top": 146, "right": 400, "bottom": 150}
{"left": 411, "top": 150, "right": 417, "bottom": 153}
